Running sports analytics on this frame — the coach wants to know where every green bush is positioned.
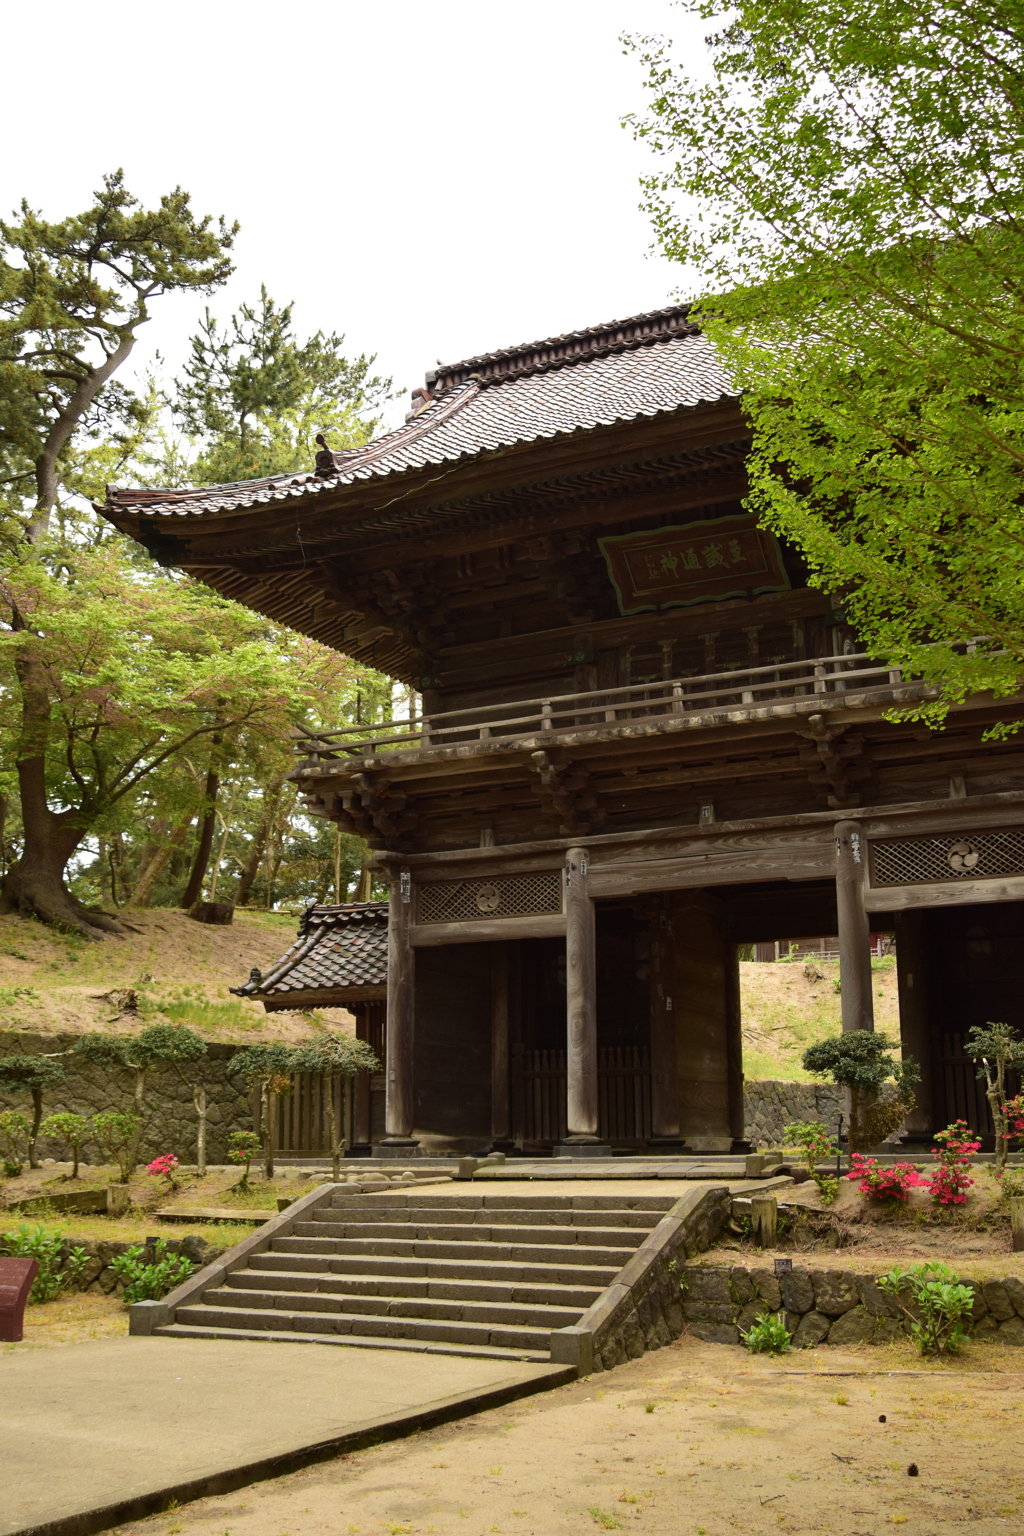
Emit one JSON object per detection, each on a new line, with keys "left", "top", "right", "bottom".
{"left": 91, "top": 1110, "right": 140, "bottom": 1182}
{"left": 109, "top": 1241, "right": 194, "bottom": 1304}
{"left": 879, "top": 1263, "right": 975, "bottom": 1356}
{"left": 0, "top": 1109, "right": 31, "bottom": 1175}
{"left": 0, "top": 1223, "right": 89, "bottom": 1302}
{"left": 741, "top": 1310, "right": 792, "bottom": 1354}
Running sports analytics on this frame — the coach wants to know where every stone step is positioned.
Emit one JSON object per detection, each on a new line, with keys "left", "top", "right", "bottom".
{"left": 251, "top": 1250, "right": 621, "bottom": 1287}
{"left": 155, "top": 1322, "right": 549, "bottom": 1363}
{"left": 325, "top": 1193, "right": 675, "bottom": 1212}
{"left": 280, "top": 1233, "right": 637, "bottom": 1266}
{"left": 300, "top": 1220, "right": 646, "bottom": 1247}
{"left": 322, "top": 1205, "right": 663, "bottom": 1229}
{"left": 202, "top": 1285, "right": 580, "bottom": 1329}
{"left": 224, "top": 1267, "right": 602, "bottom": 1308}
{"left": 174, "top": 1302, "right": 552, "bottom": 1352}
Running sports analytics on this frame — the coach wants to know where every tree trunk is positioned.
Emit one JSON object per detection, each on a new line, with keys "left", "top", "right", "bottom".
{"left": 127, "top": 812, "right": 194, "bottom": 908}
{"left": 261, "top": 1080, "right": 275, "bottom": 1180}
{"left": 181, "top": 728, "right": 224, "bottom": 909}
{"left": 0, "top": 644, "right": 128, "bottom": 939}
{"left": 193, "top": 1083, "right": 207, "bottom": 1177}
{"left": 234, "top": 778, "right": 284, "bottom": 907}
{"left": 356, "top": 865, "right": 374, "bottom": 902}
{"left": 27, "top": 1088, "right": 43, "bottom": 1170}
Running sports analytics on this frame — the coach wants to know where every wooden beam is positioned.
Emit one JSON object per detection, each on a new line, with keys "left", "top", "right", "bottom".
{"left": 260, "top": 984, "right": 387, "bottom": 1010}
{"left": 410, "top": 913, "right": 567, "bottom": 946}
{"left": 867, "top": 874, "right": 1024, "bottom": 911}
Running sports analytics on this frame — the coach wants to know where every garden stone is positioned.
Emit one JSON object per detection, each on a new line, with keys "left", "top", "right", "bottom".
{"left": 981, "top": 1281, "right": 1016, "bottom": 1322}
{"left": 973, "top": 1314, "right": 1002, "bottom": 1341}
{"left": 828, "top": 1304, "right": 875, "bottom": 1345}
{"left": 998, "top": 1316, "right": 1024, "bottom": 1346}
{"left": 690, "top": 1321, "right": 741, "bottom": 1344}
{"left": 810, "top": 1269, "right": 860, "bottom": 1316}
{"left": 683, "top": 1302, "right": 737, "bottom": 1325}
{"left": 96, "top": 1267, "right": 118, "bottom": 1294}
{"left": 965, "top": 1281, "right": 988, "bottom": 1321}
{"left": 792, "top": 1310, "right": 832, "bottom": 1347}
{"left": 748, "top": 1268, "right": 781, "bottom": 1310}
{"left": 687, "top": 1268, "right": 732, "bottom": 1304}
{"left": 736, "top": 1301, "right": 763, "bottom": 1335}
{"left": 784, "top": 1268, "right": 815, "bottom": 1314}
{"left": 1003, "top": 1276, "right": 1024, "bottom": 1317}
{"left": 856, "top": 1273, "right": 894, "bottom": 1317}
{"left": 871, "top": 1317, "right": 902, "bottom": 1344}
{"left": 730, "top": 1267, "right": 753, "bottom": 1305}
{"left": 76, "top": 1257, "right": 104, "bottom": 1288}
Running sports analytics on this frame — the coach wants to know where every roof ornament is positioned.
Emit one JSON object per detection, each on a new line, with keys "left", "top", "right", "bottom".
{"left": 248, "top": 967, "right": 262, "bottom": 985}
{"left": 314, "top": 432, "right": 351, "bottom": 479}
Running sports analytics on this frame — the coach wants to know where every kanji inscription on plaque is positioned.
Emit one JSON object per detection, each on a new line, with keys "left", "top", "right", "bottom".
{"left": 599, "top": 514, "right": 790, "bottom": 615}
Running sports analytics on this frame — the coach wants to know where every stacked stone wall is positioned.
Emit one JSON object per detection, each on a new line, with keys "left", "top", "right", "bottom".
{"left": 0, "top": 1031, "right": 252, "bottom": 1165}
{"left": 744, "top": 1080, "right": 844, "bottom": 1147}
{"left": 682, "top": 1263, "right": 1024, "bottom": 1347}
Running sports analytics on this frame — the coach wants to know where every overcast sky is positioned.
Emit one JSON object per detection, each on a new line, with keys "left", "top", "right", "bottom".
{"left": 2, "top": 0, "right": 705, "bottom": 427}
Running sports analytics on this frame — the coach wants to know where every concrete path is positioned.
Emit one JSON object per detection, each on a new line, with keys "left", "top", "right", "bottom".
{"left": 0, "top": 1336, "right": 571, "bottom": 1536}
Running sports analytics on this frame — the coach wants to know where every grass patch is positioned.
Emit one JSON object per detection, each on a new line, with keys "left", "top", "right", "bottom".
{"left": 0, "top": 1210, "right": 256, "bottom": 1247}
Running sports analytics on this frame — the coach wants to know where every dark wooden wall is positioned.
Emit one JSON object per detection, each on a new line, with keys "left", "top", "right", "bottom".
{"left": 414, "top": 943, "right": 493, "bottom": 1141}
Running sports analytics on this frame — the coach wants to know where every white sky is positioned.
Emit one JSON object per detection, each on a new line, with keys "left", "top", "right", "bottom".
{"left": 1, "top": 0, "right": 706, "bottom": 429}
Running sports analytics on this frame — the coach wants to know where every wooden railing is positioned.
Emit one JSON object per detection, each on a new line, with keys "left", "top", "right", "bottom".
{"left": 293, "top": 651, "right": 909, "bottom": 764}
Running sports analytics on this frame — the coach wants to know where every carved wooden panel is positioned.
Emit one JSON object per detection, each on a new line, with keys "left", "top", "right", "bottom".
{"left": 418, "top": 872, "right": 563, "bottom": 924}
{"left": 870, "top": 829, "right": 1024, "bottom": 887}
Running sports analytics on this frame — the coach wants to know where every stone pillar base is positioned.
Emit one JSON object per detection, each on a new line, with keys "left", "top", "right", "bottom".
{"left": 376, "top": 1137, "right": 421, "bottom": 1158}
{"left": 554, "top": 1139, "right": 612, "bottom": 1158}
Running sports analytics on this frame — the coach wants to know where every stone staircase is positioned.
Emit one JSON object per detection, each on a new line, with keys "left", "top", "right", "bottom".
{"left": 156, "top": 1189, "right": 676, "bottom": 1362}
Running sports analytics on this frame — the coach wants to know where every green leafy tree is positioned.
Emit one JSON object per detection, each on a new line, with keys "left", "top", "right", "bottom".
{"left": 0, "top": 1055, "right": 66, "bottom": 1168}
{"left": 0, "top": 171, "right": 236, "bottom": 933}
{"left": 0, "top": 1108, "right": 31, "bottom": 1175}
{"left": 291, "top": 1035, "right": 380, "bottom": 1180}
{"left": 627, "top": 2, "right": 1024, "bottom": 724}
{"left": 131, "top": 1023, "right": 210, "bottom": 1174}
{"left": 75, "top": 1023, "right": 209, "bottom": 1172}
{"left": 165, "top": 285, "right": 390, "bottom": 485}
{"left": 226, "top": 1128, "right": 262, "bottom": 1191}
{"left": 803, "top": 1033, "right": 920, "bottom": 1153}
{"left": 965, "top": 1022, "right": 1024, "bottom": 1173}
{"left": 39, "top": 1111, "right": 91, "bottom": 1178}
{"left": 227, "top": 1043, "right": 298, "bottom": 1179}
{"left": 90, "top": 1109, "right": 140, "bottom": 1183}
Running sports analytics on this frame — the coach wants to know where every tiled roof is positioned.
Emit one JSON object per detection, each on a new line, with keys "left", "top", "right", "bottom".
{"left": 232, "top": 902, "right": 388, "bottom": 1003}
{"left": 103, "top": 305, "right": 734, "bottom": 523}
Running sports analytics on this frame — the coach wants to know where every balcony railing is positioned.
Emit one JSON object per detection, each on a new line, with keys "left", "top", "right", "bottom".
{"left": 293, "top": 650, "right": 918, "bottom": 765}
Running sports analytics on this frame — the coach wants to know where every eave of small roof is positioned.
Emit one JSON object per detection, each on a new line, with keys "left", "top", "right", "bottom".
{"left": 103, "top": 305, "right": 734, "bottom": 524}
{"left": 231, "top": 901, "right": 388, "bottom": 999}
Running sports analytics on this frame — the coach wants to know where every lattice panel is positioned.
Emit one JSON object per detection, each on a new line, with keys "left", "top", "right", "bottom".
{"left": 418, "top": 872, "right": 563, "bottom": 924}
{"left": 870, "top": 830, "right": 1024, "bottom": 887}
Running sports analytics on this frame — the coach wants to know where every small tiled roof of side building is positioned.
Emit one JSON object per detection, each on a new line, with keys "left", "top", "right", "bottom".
{"left": 102, "top": 305, "right": 734, "bottom": 522}
{"left": 232, "top": 902, "right": 388, "bottom": 1010}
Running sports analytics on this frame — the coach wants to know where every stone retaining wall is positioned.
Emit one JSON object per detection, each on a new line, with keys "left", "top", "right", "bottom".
{"left": 743, "top": 1081, "right": 844, "bottom": 1148}
{"left": 2, "top": 1232, "right": 225, "bottom": 1297}
{"left": 550, "top": 1185, "right": 731, "bottom": 1374}
{"left": 682, "top": 1264, "right": 1024, "bottom": 1347}
{"left": 0, "top": 1031, "right": 252, "bottom": 1165}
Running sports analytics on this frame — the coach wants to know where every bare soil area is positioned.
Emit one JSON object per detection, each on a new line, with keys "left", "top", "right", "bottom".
{"left": 0, "top": 908, "right": 349, "bottom": 1043}
{"left": 740, "top": 958, "right": 900, "bottom": 1080}
{"left": 110, "top": 1335, "right": 1024, "bottom": 1536}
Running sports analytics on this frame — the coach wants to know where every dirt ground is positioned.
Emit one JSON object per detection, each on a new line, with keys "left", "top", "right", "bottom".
{"left": 107, "top": 1336, "right": 1023, "bottom": 1536}
{"left": 0, "top": 908, "right": 350, "bottom": 1043}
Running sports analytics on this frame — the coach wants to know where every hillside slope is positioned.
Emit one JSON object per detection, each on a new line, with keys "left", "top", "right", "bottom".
{"left": 0, "top": 909, "right": 345, "bottom": 1043}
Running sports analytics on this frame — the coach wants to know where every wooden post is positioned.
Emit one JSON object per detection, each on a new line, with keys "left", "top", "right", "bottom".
{"left": 381, "top": 867, "right": 418, "bottom": 1151}
{"left": 835, "top": 819, "right": 874, "bottom": 1032}
{"left": 1011, "top": 1197, "right": 1024, "bottom": 1253}
{"left": 563, "top": 846, "right": 603, "bottom": 1146}
{"left": 490, "top": 943, "right": 512, "bottom": 1147}
{"left": 649, "top": 897, "right": 681, "bottom": 1144}
{"left": 751, "top": 1194, "right": 778, "bottom": 1248}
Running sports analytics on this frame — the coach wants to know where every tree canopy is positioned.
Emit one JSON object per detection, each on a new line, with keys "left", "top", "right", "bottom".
{"left": 626, "top": 1, "right": 1024, "bottom": 723}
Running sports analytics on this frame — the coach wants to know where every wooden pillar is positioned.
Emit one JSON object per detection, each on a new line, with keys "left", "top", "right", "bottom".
{"left": 724, "top": 939, "right": 746, "bottom": 1146}
{"left": 894, "top": 909, "right": 934, "bottom": 1136}
{"left": 649, "top": 897, "right": 681, "bottom": 1142}
{"left": 490, "top": 943, "right": 512, "bottom": 1147}
{"left": 673, "top": 892, "right": 733, "bottom": 1152}
{"left": 351, "top": 1004, "right": 372, "bottom": 1153}
{"left": 835, "top": 819, "right": 874, "bottom": 1032}
{"left": 382, "top": 866, "right": 418, "bottom": 1150}
{"left": 563, "top": 846, "right": 603, "bottom": 1145}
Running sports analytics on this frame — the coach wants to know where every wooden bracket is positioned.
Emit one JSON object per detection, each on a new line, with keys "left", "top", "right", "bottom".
{"left": 529, "top": 750, "right": 605, "bottom": 837}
